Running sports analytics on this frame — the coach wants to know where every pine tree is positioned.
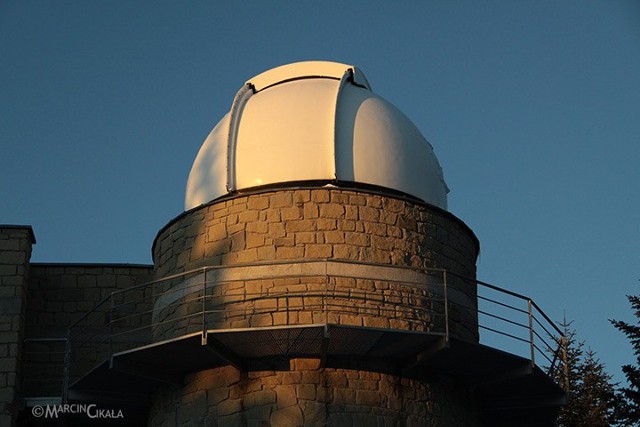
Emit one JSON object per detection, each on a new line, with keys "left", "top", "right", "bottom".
{"left": 578, "top": 349, "right": 618, "bottom": 426}
{"left": 610, "top": 295, "right": 640, "bottom": 425}
{"left": 554, "top": 319, "right": 620, "bottom": 427}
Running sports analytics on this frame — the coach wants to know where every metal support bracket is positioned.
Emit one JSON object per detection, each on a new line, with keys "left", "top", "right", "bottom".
{"left": 109, "top": 357, "right": 183, "bottom": 385}
{"left": 203, "top": 333, "right": 245, "bottom": 371}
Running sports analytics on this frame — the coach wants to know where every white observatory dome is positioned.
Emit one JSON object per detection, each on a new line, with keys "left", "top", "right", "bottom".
{"left": 185, "top": 61, "right": 449, "bottom": 210}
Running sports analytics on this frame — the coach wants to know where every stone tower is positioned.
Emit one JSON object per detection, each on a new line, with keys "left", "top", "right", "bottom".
{"left": 148, "top": 61, "right": 480, "bottom": 426}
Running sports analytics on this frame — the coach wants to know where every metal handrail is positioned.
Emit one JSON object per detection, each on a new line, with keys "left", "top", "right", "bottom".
{"left": 448, "top": 271, "right": 564, "bottom": 337}
{"left": 448, "top": 270, "right": 567, "bottom": 378}
{"left": 63, "top": 259, "right": 568, "bottom": 399}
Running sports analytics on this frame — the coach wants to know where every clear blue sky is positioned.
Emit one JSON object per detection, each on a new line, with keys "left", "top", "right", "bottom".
{"left": 2, "top": 1, "right": 639, "bottom": 383}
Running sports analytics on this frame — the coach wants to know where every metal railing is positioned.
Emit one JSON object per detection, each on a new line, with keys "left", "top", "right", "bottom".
{"left": 62, "top": 259, "right": 567, "bottom": 398}
{"left": 449, "top": 272, "right": 568, "bottom": 381}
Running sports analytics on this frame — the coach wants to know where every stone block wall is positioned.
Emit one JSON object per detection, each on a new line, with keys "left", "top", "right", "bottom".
{"left": 152, "top": 270, "right": 469, "bottom": 343}
{"left": 0, "top": 225, "right": 155, "bottom": 424}
{"left": 0, "top": 226, "right": 35, "bottom": 427}
{"left": 154, "top": 189, "right": 478, "bottom": 282}
{"left": 23, "top": 264, "right": 154, "bottom": 397}
{"left": 148, "top": 359, "right": 480, "bottom": 427}
{"left": 152, "top": 188, "right": 479, "bottom": 342}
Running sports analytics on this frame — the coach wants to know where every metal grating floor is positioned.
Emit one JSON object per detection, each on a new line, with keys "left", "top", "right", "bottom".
{"left": 68, "top": 324, "right": 564, "bottom": 427}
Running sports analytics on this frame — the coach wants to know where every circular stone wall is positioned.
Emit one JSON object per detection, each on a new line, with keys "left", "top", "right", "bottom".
{"left": 149, "top": 186, "right": 481, "bottom": 426}
{"left": 148, "top": 360, "right": 480, "bottom": 427}
{"left": 154, "top": 187, "right": 477, "bottom": 282}
{"left": 152, "top": 187, "right": 479, "bottom": 341}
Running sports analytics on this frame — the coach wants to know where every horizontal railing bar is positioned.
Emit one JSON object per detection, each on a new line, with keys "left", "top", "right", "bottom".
{"left": 112, "top": 259, "right": 447, "bottom": 298}
{"left": 108, "top": 326, "right": 154, "bottom": 339}
{"left": 197, "top": 278, "right": 445, "bottom": 294}
{"left": 479, "top": 325, "right": 531, "bottom": 344}
{"left": 453, "top": 274, "right": 530, "bottom": 301}
{"left": 477, "top": 295, "right": 529, "bottom": 315}
{"left": 532, "top": 315, "right": 558, "bottom": 343}
{"left": 110, "top": 311, "right": 155, "bottom": 324}
{"left": 547, "top": 346, "right": 563, "bottom": 376}
{"left": 200, "top": 307, "right": 442, "bottom": 320}
{"left": 530, "top": 300, "right": 563, "bottom": 336}
{"left": 533, "top": 343, "right": 554, "bottom": 365}
{"left": 71, "top": 333, "right": 111, "bottom": 348}
{"left": 144, "top": 313, "right": 203, "bottom": 330}
{"left": 109, "top": 268, "right": 207, "bottom": 297}
{"left": 67, "top": 300, "right": 111, "bottom": 330}
{"left": 150, "top": 281, "right": 206, "bottom": 299}
{"left": 448, "top": 271, "right": 562, "bottom": 337}
{"left": 477, "top": 310, "right": 529, "bottom": 331}
{"left": 23, "top": 337, "right": 67, "bottom": 343}
{"left": 532, "top": 330, "right": 558, "bottom": 354}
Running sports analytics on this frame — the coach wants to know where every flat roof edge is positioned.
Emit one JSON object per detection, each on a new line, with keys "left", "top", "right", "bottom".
{"left": 0, "top": 224, "right": 36, "bottom": 243}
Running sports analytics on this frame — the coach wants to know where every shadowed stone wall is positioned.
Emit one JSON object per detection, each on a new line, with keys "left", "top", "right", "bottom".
{"left": 23, "top": 264, "right": 154, "bottom": 397}
{"left": 0, "top": 225, "right": 155, "bottom": 425}
{"left": 0, "top": 226, "right": 34, "bottom": 427}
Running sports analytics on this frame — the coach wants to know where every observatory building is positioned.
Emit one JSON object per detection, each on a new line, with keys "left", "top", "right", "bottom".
{"left": 1, "top": 61, "right": 566, "bottom": 426}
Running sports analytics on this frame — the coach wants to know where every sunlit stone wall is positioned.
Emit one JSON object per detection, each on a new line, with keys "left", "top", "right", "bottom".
{"left": 154, "top": 188, "right": 477, "bottom": 280}
{"left": 148, "top": 360, "right": 480, "bottom": 427}
{"left": 152, "top": 188, "right": 479, "bottom": 342}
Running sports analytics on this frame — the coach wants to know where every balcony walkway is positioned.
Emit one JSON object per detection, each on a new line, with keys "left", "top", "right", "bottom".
{"left": 64, "top": 260, "right": 567, "bottom": 426}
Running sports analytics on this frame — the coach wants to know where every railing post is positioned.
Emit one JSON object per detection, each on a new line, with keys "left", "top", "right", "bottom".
{"left": 62, "top": 328, "right": 71, "bottom": 403}
{"left": 528, "top": 299, "right": 535, "bottom": 368}
{"left": 324, "top": 260, "right": 328, "bottom": 325}
{"left": 202, "top": 268, "right": 207, "bottom": 345}
{"left": 443, "top": 270, "right": 449, "bottom": 344}
{"left": 109, "top": 292, "right": 114, "bottom": 357}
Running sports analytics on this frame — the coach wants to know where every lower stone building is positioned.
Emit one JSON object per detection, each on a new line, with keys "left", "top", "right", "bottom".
{"left": 0, "top": 225, "right": 154, "bottom": 426}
